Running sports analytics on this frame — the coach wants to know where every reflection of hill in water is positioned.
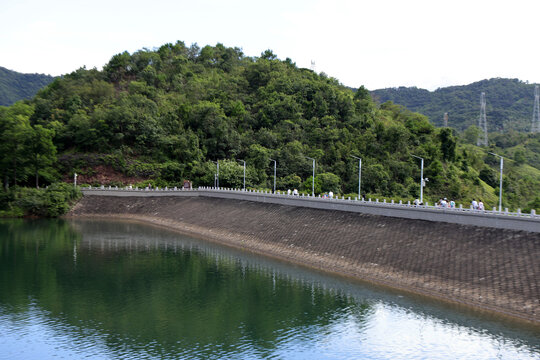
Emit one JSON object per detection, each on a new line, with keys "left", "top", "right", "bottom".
{"left": 2, "top": 219, "right": 372, "bottom": 358}
{"left": 0, "top": 219, "right": 538, "bottom": 359}
{"left": 67, "top": 220, "right": 540, "bottom": 340}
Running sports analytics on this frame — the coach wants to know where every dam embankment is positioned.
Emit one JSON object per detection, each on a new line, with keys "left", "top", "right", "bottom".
{"left": 68, "top": 193, "right": 540, "bottom": 324}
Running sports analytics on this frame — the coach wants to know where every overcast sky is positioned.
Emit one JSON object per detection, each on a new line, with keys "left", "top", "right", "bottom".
{"left": 1, "top": 0, "right": 539, "bottom": 90}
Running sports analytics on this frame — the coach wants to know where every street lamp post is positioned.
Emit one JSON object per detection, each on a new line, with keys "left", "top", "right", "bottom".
{"left": 350, "top": 155, "right": 361, "bottom": 199}
{"left": 488, "top": 152, "right": 504, "bottom": 212}
{"left": 74, "top": 173, "right": 78, "bottom": 188}
{"left": 305, "top": 156, "right": 315, "bottom": 197}
{"left": 411, "top": 155, "right": 424, "bottom": 204}
{"left": 269, "top": 159, "right": 276, "bottom": 193}
{"left": 238, "top": 160, "right": 246, "bottom": 190}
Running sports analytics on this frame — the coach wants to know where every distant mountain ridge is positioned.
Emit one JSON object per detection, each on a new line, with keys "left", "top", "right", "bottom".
{"left": 370, "top": 78, "right": 538, "bottom": 132}
{"left": 0, "top": 66, "right": 55, "bottom": 106}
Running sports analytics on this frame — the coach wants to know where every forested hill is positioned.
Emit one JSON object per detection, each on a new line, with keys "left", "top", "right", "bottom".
{"left": 1, "top": 41, "right": 539, "bottom": 212}
{"left": 371, "top": 78, "right": 538, "bottom": 132}
{"left": 0, "top": 66, "right": 55, "bottom": 106}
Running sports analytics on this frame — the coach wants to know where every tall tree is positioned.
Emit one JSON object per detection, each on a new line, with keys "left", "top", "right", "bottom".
{"left": 0, "top": 102, "right": 33, "bottom": 188}
{"left": 24, "top": 125, "right": 56, "bottom": 188}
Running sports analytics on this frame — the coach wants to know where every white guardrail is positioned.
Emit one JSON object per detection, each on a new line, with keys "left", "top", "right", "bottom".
{"left": 81, "top": 185, "right": 539, "bottom": 220}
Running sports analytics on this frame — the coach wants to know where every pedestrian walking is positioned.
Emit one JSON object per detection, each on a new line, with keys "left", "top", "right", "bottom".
{"left": 478, "top": 200, "right": 484, "bottom": 211}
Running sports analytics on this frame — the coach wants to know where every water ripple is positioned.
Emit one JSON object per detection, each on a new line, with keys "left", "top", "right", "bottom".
{"left": 1, "top": 219, "right": 539, "bottom": 360}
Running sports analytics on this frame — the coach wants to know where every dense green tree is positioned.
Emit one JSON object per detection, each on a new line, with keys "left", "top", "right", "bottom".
{"left": 513, "top": 149, "right": 526, "bottom": 165}
{"left": 24, "top": 124, "right": 56, "bottom": 188}
{"left": 363, "top": 163, "right": 390, "bottom": 195}
{"left": 0, "top": 42, "right": 537, "bottom": 210}
{"left": 479, "top": 167, "right": 498, "bottom": 188}
{"left": 315, "top": 172, "right": 341, "bottom": 194}
{"left": 438, "top": 128, "right": 456, "bottom": 161}
{"left": 278, "top": 174, "right": 302, "bottom": 191}
{"left": 0, "top": 102, "right": 33, "bottom": 187}
{"left": 462, "top": 125, "right": 481, "bottom": 145}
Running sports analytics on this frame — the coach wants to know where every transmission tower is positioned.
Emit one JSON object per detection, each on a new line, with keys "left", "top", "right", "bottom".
{"left": 532, "top": 85, "right": 540, "bottom": 133}
{"left": 310, "top": 60, "right": 316, "bottom": 72}
{"left": 443, "top": 112, "right": 448, "bottom": 127}
{"left": 477, "top": 92, "right": 488, "bottom": 146}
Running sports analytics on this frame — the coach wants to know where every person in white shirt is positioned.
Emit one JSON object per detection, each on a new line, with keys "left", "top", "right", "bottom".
{"left": 478, "top": 200, "right": 484, "bottom": 211}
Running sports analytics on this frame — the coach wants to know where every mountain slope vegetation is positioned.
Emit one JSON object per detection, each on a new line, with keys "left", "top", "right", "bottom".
{"left": 371, "top": 78, "right": 538, "bottom": 132}
{"left": 1, "top": 41, "right": 539, "bottom": 213}
{"left": 0, "top": 66, "right": 55, "bottom": 106}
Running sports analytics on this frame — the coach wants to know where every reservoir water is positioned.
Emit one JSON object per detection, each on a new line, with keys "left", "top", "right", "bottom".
{"left": 0, "top": 219, "right": 538, "bottom": 359}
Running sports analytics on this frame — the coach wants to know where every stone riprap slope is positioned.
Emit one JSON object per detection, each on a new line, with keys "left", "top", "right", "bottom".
{"left": 69, "top": 195, "right": 540, "bottom": 324}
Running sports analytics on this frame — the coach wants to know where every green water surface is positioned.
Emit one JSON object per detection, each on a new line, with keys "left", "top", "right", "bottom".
{"left": 0, "top": 219, "right": 538, "bottom": 359}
